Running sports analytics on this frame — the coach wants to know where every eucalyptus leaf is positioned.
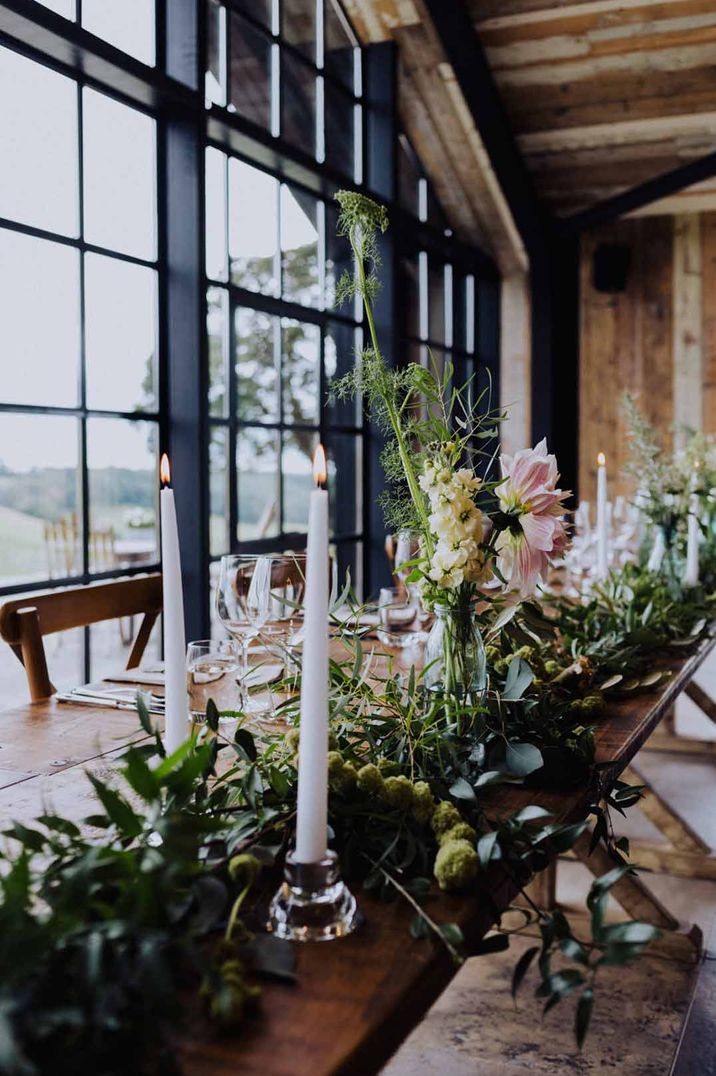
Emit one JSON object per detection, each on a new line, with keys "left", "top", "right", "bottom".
{"left": 511, "top": 945, "right": 539, "bottom": 998}
{"left": 502, "top": 658, "right": 534, "bottom": 702}
{"left": 503, "top": 742, "right": 543, "bottom": 777}
{"left": 449, "top": 777, "right": 476, "bottom": 802}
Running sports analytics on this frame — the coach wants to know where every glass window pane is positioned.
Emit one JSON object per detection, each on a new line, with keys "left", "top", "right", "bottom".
{"left": 0, "top": 47, "right": 78, "bottom": 236}
{"left": 229, "top": 12, "right": 271, "bottom": 131}
{"left": 83, "top": 88, "right": 156, "bottom": 260}
{"left": 0, "top": 413, "right": 80, "bottom": 586}
{"left": 82, "top": 0, "right": 155, "bottom": 65}
{"left": 282, "top": 430, "right": 317, "bottom": 534}
{"left": 452, "top": 271, "right": 466, "bottom": 353}
{"left": 333, "top": 539, "right": 362, "bottom": 597}
{"left": 428, "top": 259, "right": 446, "bottom": 344}
{"left": 324, "top": 83, "right": 354, "bottom": 178}
{"left": 0, "top": 639, "right": 38, "bottom": 710}
{"left": 325, "top": 201, "right": 352, "bottom": 311}
{"left": 208, "top": 287, "right": 229, "bottom": 417}
{"left": 229, "top": 159, "right": 278, "bottom": 294}
{"left": 282, "top": 319, "right": 320, "bottom": 425}
{"left": 281, "top": 52, "right": 316, "bottom": 158}
{"left": 87, "top": 418, "right": 158, "bottom": 574}
{"left": 281, "top": 184, "right": 319, "bottom": 307}
{"left": 399, "top": 255, "right": 420, "bottom": 339}
{"left": 398, "top": 136, "right": 421, "bottom": 217}
{"left": 34, "top": 0, "right": 76, "bottom": 16}
{"left": 326, "top": 432, "right": 360, "bottom": 536}
{"left": 236, "top": 307, "right": 279, "bottom": 424}
{"left": 210, "top": 426, "right": 229, "bottom": 556}
{"left": 325, "top": 321, "right": 360, "bottom": 426}
{"left": 324, "top": 0, "right": 356, "bottom": 89}
{"left": 206, "top": 0, "right": 227, "bottom": 106}
{"left": 90, "top": 615, "right": 161, "bottom": 682}
{"left": 47, "top": 628, "right": 85, "bottom": 693}
{"left": 85, "top": 254, "right": 157, "bottom": 412}
{"left": 233, "top": 0, "right": 272, "bottom": 29}
{"left": 206, "top": 147, "right": 228, "bottom": 282}
{"left": 0, "top": 230, "right": 80, "bottom": 407}
{"left": 283, "top": 0, "right": 316, "bottom": 61}
{"left": 237, "top": 427, "right": 279, "bottom": 542}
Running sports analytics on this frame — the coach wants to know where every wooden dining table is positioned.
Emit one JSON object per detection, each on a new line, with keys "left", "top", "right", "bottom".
{"left": 0, "top": 636, "right": 713, "bottom": 1076}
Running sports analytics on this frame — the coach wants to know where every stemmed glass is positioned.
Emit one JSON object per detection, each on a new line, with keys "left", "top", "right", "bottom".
{"left": 216, "top": 554, "right": 306, "bottom": 713}
{"left": 392, "top": 530, "right": 429, "bottom": 628}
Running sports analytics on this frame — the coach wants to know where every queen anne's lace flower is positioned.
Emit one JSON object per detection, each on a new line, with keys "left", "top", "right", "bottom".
{"left": 495, "top": 438, "right": 568, "bottom": 597}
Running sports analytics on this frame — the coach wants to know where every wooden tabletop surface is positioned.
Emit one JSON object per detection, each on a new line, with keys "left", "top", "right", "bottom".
{"left": 0, "top": 638, "right": 712, "bottom": 1076}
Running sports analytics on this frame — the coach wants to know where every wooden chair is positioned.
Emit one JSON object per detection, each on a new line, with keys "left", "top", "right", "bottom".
{"left": 0, "top": 574, "right": 163, "bottom": 702}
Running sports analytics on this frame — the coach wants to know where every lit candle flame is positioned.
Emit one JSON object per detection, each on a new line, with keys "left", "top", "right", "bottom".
{"left": 597, "top": 452, "right": 606, "bottom": 467}
{"left": 313, "top": 444, "right": 327, "bottom": 486}
{"left": 160, "top": 453, "right": 171, "bottom": 487}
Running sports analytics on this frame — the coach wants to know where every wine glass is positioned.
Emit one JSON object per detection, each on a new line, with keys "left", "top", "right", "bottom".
{"left": 216, "top": 554, "right": 306, "bottom": 713}
{"left": 392, "top": 530, "right": 429, "bottom": 627}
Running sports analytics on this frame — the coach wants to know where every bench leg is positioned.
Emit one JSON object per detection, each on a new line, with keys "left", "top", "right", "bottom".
{"left": 642, "top": 685, "right": 716, "bottom": 757}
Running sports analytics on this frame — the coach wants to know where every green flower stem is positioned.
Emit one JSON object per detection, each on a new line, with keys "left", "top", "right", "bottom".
{"left": 353, "top": 229, "right": 435, "bottom": 560}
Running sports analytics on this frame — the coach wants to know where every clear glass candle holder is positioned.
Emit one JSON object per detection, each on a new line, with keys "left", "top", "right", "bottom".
{"left": 267, "top": 849, "right": 358, "bottom": 942}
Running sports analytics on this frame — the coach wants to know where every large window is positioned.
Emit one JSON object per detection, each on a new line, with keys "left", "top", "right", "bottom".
{"left": 205, "top": 0, "right": 366, "bottom": 596}
{"left": 0, "top": 41, "right": 161, "bottom": 690}
{"left": 0, "top": 0, "right": 499, "bottom": 697}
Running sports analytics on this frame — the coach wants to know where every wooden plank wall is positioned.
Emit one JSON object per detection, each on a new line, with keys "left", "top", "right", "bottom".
{"left": 579, "top": 211, "right": 716, "bottom": 502}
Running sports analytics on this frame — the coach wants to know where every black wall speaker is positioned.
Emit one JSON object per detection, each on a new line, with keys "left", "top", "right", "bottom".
{"left": 592, "top": 242, "right": 631, "bottom": 294}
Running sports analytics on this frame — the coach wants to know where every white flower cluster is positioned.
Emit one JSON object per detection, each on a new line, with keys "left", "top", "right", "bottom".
{"left": 419, "top": 460, "right": 490, "bottom": 590}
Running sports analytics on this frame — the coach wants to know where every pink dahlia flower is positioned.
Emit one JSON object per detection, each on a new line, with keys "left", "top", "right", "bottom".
{"left": 495, "top": 439, "right": 569, "bottom": 597}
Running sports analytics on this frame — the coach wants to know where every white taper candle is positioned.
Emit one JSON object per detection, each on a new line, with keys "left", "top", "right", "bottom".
{"left": 159, "top": 454, "right": 188, "bottom": 753}
{"left": 684, "top": 467, "right": 700, "bottom": 587}
{"left": 596, "top": 452, "right": 609, "bottom": 579}
{"left": 295, "top": 445, "right": 330, "bottom": 864}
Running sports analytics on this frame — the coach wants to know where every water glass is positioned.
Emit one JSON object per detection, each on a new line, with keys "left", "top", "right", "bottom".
{"left": 186, "top": 639, "right": 241, "bottom": 722}
{"left": 377, "top": 587, "right": 421, "bottom": 648}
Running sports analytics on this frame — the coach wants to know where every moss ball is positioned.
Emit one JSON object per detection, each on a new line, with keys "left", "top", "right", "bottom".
{"left": 382, "top": 774, "right": 414, "bottom": 811}
{"left": 434, "top": 838, "right": 479, "bottom": 892}
{"left": 431, "top": 800, "right": 463, "bottom": 838}
{"left": 439, "top": 821, "right": 477, "bottom": 847}
{"left": 340, "top": 761, "right": 358, "bottom": 792}
{"left": 357, "top": 762, "right": 385, "bottom": 797}
{"left": 327, "top": 750, "right": 344, "bottom": 779}
{"left": 411, "top": 780, "right": 436, "bottom": 825}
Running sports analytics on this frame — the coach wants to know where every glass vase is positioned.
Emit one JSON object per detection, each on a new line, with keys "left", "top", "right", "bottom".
{"left": 647, "top": 521, "right": 684, "bottom": 598}
{"left": 423, "top": 603, "right": 488, "bottom": 716}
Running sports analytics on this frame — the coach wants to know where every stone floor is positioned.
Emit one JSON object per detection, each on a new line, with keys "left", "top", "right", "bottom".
{"left": 383, "top": 651, "right": 716, "bottom": 1076}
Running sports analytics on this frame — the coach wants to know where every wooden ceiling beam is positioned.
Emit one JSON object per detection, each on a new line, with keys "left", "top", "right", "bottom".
{"left": 500, "top": 64, "right": 716, "bottom": 134}
{"left": 466, "top": 0, "right": 699, "bottom": 21}
{"left": 475, "top": 0, "right": 716, "bottom": 44}
{"left": 562, "top": 147, "right": 716, "bottom": 230}
{"left": 520, "top": 111, "right": 716, "bottom": 155}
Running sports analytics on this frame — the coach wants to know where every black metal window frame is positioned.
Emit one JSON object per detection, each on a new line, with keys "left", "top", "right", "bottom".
{"left": 203, "top": 141, "right": 368, "bottom": 596}
{"left": 0, "top": 0, "right": 500, "bottom": 644}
